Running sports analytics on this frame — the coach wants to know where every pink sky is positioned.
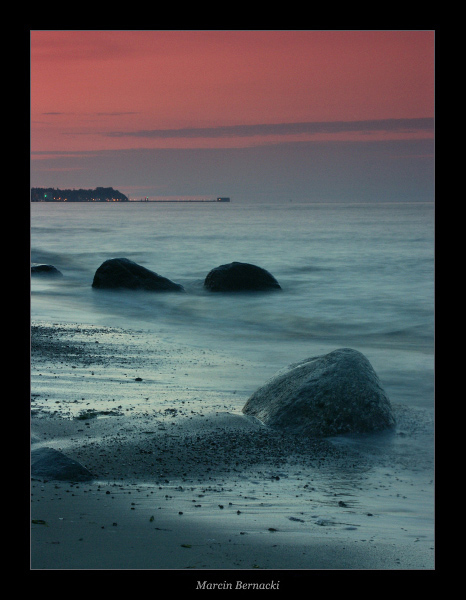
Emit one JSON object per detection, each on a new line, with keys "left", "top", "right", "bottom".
{"left": 31, "top": 30, "right": 434, "bottom": 152}
{"left": 30, "top": 30, "right": 435, "bottom": 202}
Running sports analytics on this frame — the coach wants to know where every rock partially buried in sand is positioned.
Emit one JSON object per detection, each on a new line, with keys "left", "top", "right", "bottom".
{"left": 31, "top": 447, "right": 94, "bottom": 481}
{"left": 242, "top": 348, "right": 395, "bottom": 437}
{"left": 92, "top": 257, "right": 185, "bottom": 292}
{"left": 31, "top": 264, "right": 63, "bottom": 277}
{"left": 204, "top": 261, "right": 281, "bottom": 292}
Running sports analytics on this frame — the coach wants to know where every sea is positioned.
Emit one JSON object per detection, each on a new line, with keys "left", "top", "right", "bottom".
{"left": 30, "top": 199, "right": 435, "bottom": 566}
{"left": 30, "top": 199, "right": 435, "bottom": 464}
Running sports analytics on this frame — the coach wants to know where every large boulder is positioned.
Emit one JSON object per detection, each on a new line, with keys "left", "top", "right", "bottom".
{"left": 31, "top": 447, "right": 94, "bottom": 481}
{"left": 242, "top": 348, "right": 395, "bottom": 437}
{"left": 92, "top": 257, "right": 185, "bottom": 292}
{"left": 204, "top": 261, "right": 281, "bottom": 292}
{"left": 31, "top": 264, "right": 63, "bottom": 277}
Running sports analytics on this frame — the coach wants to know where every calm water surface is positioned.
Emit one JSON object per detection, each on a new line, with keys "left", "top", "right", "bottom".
{"left": 31, "top": 200, "right": 435, "bottom": 414}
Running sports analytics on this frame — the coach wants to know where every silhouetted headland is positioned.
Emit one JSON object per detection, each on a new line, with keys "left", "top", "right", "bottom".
{"left": 31, "top": 187, "right": 130, "bottom": 202}
{"left": 31, "top": 188, "right": 231, "bottom": 203}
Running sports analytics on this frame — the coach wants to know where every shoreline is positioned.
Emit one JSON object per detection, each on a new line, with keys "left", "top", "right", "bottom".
{"left": 30, "top": 322, "right": 434, "bottom": 571}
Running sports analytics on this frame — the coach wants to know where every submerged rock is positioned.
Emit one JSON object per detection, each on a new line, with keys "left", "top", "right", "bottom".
{"left": 92, "top": 257, "right": 185, "bottom": 292}
{"left": 31, "top": 447, "right": 94, "bottom": 481}
{"left": 204, "top": 261, "right": 281, "bottom": 292}
{"left": 242, "top": 348, "right": 395, "bottom": 437}
{"left": 31, "top": 264, "right": 63, "bottom": 277}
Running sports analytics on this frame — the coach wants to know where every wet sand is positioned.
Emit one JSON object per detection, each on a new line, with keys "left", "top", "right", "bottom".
{"left": 30, "top": 323, "right": 435, "bottom": 574}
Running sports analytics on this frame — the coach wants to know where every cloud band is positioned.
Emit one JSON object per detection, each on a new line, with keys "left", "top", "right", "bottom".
{"left": 105, "top": 118, "right": 434, "bottom": 139}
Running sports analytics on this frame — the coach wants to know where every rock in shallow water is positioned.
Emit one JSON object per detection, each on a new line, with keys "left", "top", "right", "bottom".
{"left": 242, "top": 348, "right": 395, "bottom": 437}
{"left": 204, "top": 261, "right": 281, "bottom": 292}
{"left": 31, "top": 264, "right": 63, "bottom": 277}
{"left": 31, "top": 447, "right": 94, "bottom": 481}
{"left": 92, "top": 257, "right": 185, "bottom": 292}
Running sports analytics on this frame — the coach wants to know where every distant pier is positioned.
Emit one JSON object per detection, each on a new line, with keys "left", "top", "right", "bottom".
{"left": 136, "top": 197, "right": 230, "bottom": 203}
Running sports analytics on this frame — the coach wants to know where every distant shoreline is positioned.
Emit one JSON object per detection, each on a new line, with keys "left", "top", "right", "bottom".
{"left": 31, "top": 187, "right": 230, "bottom": 203}
{"left": 31, "top": 199, "right": 229, "bottom": 203}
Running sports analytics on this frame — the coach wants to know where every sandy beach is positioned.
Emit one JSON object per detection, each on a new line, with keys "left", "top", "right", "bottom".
{"left": 30, "top": 322, "right": 434, "bottom": 574}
